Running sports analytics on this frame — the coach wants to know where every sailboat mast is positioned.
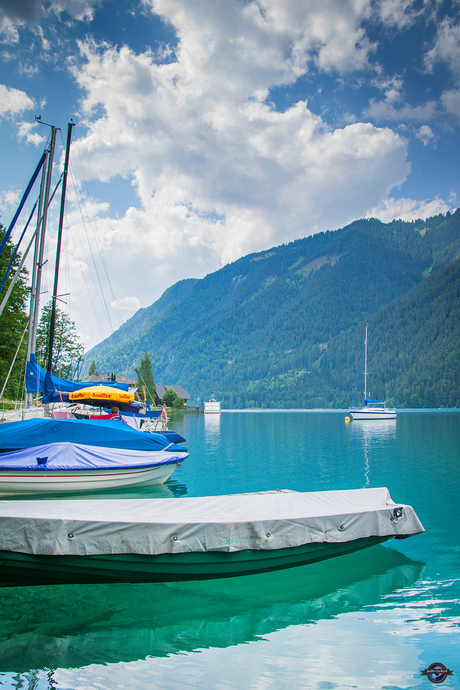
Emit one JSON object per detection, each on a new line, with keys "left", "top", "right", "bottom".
{"left": 46, "top": 120, "right": 75, "bottom": 375}
{"left": 28, "top": 127, "right": 57, "bottom": 359}
{"left": 364, "top": 325, "right": 368, "bottom": 402}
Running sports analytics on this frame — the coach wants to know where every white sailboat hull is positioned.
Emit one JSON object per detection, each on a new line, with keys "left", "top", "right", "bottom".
{"left": 0, "top": 462, "right": 180, "bottom": 495}
{"left": 351, "top": 408, "right": 397, "bottom": 420}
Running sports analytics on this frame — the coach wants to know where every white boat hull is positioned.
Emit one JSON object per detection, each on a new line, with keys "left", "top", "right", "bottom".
{"left": 0, "top": 463, "right": 180, "bottom": 495}
{"left": 351, "top": 408, "right": 397, "bottom": 420}
{"left": 204, "top": 402, "right": 221, "bottom": 414}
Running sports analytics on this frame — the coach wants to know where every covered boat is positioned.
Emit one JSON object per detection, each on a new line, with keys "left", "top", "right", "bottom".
{"left": 0, "top": 487, "right": 424, "bottom": 586}
{"left": 0, "top": 418, "right": 188, "bottom": 494}
{"left": 0, "top": 417, "right": 186, "bottom": 453}
{"left": 0, "top": 442, "right": 186, "bottom": 494}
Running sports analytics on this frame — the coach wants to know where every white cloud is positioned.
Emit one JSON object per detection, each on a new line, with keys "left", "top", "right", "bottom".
{"left": 0, "top": 0, "right": 101, "bottom": 25}
{"left": 0, "top": 189, "right": 20, "bottom": 212}
{"left": 111, "top": 296, "right": 142, "bottom": 311}
{"left": 441, "top": 87, "right": 460, "bottom": 117}
{"left": 0, "top": 82, "right": 34, "bottom": 117}
{"left": 425, "top": 16, "right": 460, "bottom": 76}
{"left": 364, "top": 97, "right": 439, "bottom": 122}
{"left": 53, "top": 0, "right": 455, "bottom": 348}
{"left": 415, "top": 124, "right": 436, "bottom": 147}
{"left": 17, "top": 120, "right": 45, "bottom": 145}
{"left": 366, "top": 195, "right": 450, "bottom": 223}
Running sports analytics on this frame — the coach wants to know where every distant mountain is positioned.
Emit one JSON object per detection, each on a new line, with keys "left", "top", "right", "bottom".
{"left": 86, "top": 210, "right": 460, "bottom": 408}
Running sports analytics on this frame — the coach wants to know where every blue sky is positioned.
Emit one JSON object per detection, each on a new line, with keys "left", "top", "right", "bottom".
{"left": 0, "top": 0, "right": 459, "bottom": 350}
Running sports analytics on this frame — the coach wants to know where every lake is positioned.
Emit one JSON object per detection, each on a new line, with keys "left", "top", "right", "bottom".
{"left": 0, "top": 410, "right": 459, "bottom": 689}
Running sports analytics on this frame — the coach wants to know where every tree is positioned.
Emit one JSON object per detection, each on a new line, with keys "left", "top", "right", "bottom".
{"left": 0, "top": 226, "right": 30, "bottom": 399}
{"left": 88, "top": 360, "right": 97, "bottom": 376}
{"left": 161, "top": 388, "right": 185, "bottom": 408}
{"left": 134, "top": 352, "right": 156, "bottom": 405}
{"left": 35, "top": 300, "right": 84, "bottom": 379}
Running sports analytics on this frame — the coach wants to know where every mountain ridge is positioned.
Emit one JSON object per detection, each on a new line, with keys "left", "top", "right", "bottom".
{"left": 86, "top": 210, "right": 460, "bottom": 408}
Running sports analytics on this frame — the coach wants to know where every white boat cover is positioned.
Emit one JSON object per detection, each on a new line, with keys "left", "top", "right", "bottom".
{"left": 0, "top": 488, "right": 424, "bottom": 557}
{"left": 0, "top": 442, "right": 188, "bottom": 470}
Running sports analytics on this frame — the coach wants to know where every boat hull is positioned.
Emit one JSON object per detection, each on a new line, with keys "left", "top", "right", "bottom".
{"left": 204, "top": 402, "right": 221, "bottom": 414}
{"left": 351, "top": 408, "right": 397, "bottom": 420}
{"left": 0, "top": 463, "right": 180, "bottom": 495}
{"left": 0, "top": 535, "right": 393, "bottom": 586}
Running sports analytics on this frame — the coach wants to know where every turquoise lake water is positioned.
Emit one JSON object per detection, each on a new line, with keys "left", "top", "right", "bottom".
{"left": 0, "top": 409, "right": 459, "bottom": 689}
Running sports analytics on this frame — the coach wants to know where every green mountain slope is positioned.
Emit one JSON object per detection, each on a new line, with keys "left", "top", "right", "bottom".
{"left": 86, "top": 210, "right": 460, "bottom": 408}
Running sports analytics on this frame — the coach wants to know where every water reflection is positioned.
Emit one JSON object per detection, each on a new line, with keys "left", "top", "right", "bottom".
{"left": 0, "top": 546, "right": 423, "bottom": 674}
{"left": 350, "top": 419, "right": 397, "bottom": 487}
{"left": 204, "top": 412, "right": 221, "bottom": 447}
{"left": 350, "top": 418, "right": 397, "bottom": 444}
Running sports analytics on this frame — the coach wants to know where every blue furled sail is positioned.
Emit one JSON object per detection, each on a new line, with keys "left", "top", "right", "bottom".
{"left": 0, "top": 418, "right": 186, "bottom": 453}
{"left": 25, "top": 355, "right": 128, "bottom": 399}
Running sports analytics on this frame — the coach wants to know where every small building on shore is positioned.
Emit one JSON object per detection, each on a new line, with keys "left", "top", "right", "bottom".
{"left": 155, "top": 385, "right": 191, "bottom": 406}
{"left": 82, "top": 372, "right": 136, "bottom": 386}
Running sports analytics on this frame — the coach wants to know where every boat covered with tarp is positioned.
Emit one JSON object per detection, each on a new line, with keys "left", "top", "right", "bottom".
{"left": 0, "top": 487, "right": 424, "bottom": 586}
{"left": 25, "top": 355, "right": 129, "bottom": 400}
{"left": 0, "top": 441, "right": 187, "bottom": 494}
{"left": 0, "top": 418, "right": 186, "bottom": 453}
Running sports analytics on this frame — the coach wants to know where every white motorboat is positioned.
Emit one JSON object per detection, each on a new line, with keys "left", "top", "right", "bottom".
{"left": 204, "top": 394, "right": 221, "bottom": 413}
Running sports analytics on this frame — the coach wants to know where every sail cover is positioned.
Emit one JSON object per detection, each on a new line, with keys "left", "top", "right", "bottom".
{"left": 0, "top": 418, "right": 184, "bottom": 453}
{"left": 25, "top": 355, "right": 128, "bottom": 397}
{"left": 0, "top": 442, "right": 187, "bottom": 470}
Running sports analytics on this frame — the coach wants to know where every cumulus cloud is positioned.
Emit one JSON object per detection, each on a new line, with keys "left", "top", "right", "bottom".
{"left": 425, "top": 16, "right": 460, "bottom": 76}
{"left": 0, "top": 83, "right": 34, "bottom": 117}
{"left": 367, "top": 195, "right": 450, "bottom": 223}
{"left": 111, "top": 296, "right": 142, "bottom": 311}
{"left": 415, "top": 124, "right": 436, "bottom": 147}
{"left": 51, "top": 0, "right": 454, "bottom": 347}
{"left": 69, "top": 3, "right": 410, "bottom": 265}
{"left": 0, "top": 0, "right": 101, "bottom": 31}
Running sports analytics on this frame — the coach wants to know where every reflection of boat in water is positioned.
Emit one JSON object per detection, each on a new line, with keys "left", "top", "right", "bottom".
{"left": 0, "top": 546, "right": 423, "bottom": 672}
{"left": 0, "top": 487, "right": 423, "bottom": 585}
{"left": 204, "top": 409, "right": 220, "bottom": 443}
{"left": 350, "top": 418, "right": 397, "bottom": 487}
{"left": 351, "top": 418, "right": 397, "bottom": 443}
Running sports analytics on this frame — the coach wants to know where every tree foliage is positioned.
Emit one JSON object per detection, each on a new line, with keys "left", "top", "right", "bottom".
{"left": 161, "top": 388, "right": 185, "bottom": 408}
{"left": 35, "top": 300, "right": 84, "bottom": 379}
{"left": 0, "top": 226, "right": 29, "bottom": 400}
{"left": 134, "top": 352, "right": 156, "bottom": 404}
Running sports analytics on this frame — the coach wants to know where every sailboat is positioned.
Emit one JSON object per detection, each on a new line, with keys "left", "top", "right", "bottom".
{"left": 0, "top": 122, "right": 189, "bottom": 493}
{"left": 349, "top": 326, "right": 396, "bottom": 420}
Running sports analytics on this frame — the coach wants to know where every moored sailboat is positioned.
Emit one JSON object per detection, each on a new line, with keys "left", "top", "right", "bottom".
{"left": 350, "top": 326, "right": 396, "bottom": 420}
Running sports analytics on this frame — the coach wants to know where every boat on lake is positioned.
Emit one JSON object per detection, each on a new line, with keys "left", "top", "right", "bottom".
{"left": 0, "top": 487, "right": 424, "bottom": 585}
{"left": 350, "top": 326, "right": 396, "bottom": 420}
{"left": 204, "top": 394, "right": 221, "bottom": 414}
{"left": 0, "top": 417, "right": 188, "bottom": 495}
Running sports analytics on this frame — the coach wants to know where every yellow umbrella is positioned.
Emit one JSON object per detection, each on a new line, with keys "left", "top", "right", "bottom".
{"left": 68, "top": 386, "right": 134, "bottom": 407}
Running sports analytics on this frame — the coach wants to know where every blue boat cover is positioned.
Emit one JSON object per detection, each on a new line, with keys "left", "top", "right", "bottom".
{"left": 0, "top": 442, "right": 188, "bottom": 470}
{"left": 25, "top": 355, "right": 128, "bottom": 398}
{"left": 0, "top": 418, "right": 184, "bottom": 453}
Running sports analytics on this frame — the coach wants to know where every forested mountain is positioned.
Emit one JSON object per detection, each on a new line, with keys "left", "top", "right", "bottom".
{"left": 86, "top": 210, "right": 460, "bottom": 408}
